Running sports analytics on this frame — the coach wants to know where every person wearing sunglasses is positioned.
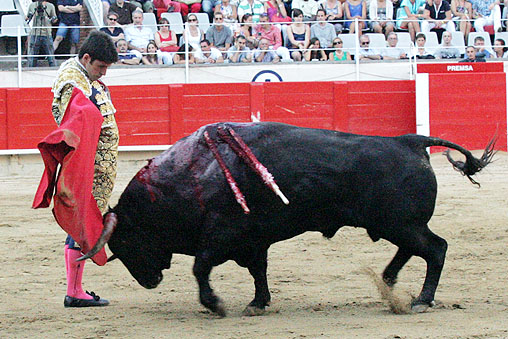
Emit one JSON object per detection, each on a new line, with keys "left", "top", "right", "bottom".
{"left": 183, "top": 14, "right": 205, "bottom": 50}
{"left": 99, "top": 12, "right": 125, "bottom": 44}
{"left": 110, "top": 0, "right": 138, "bottom": 25}
{"left": 328, "top": 38, "right": 352, "bottom": 61}
{"left": 205, "top": 12, "right": 233, "bottom": 54}
{"left": 358, "top": 34, "right": 383, "bottom": 60}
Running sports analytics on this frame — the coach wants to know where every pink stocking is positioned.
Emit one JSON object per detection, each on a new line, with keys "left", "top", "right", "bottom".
{"left": 65, "top": 247, "right": 92, "bottom": 300}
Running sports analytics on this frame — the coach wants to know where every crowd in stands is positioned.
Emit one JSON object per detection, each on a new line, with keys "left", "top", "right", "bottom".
{"left": 9, "top": 0, "right": 508, "bottom": 66}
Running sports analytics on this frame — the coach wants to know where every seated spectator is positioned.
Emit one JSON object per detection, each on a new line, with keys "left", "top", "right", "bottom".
{"left": 434, "top": 31, "right": 461, "bottom": 58}
{"left": 153, "top": 0, "right": 182, "bottom": 16}
{"left": 414, "top": 32, "right": 435, "bottom": 58}
{"left": 125, "top": 10, "right": 155, "bottom": 54}
{"left": 396, "top": 0, "right": 427, "bottom": 42}
{"left": 470, "top": 0, "right": 501, "bottom": 33}
{"left": 493, "top": 38, "right": 508, "bottom": 58}
{"left": 100, "top": 12, "right": 125, "bottom": 43}
{"left": 102, "top": 0, "right": 112, "bottom": 25}
{"left": 183, "top": 14, "right": 205, "bottom": 50}
{"left": 53, "top": 0, "right": 83, "bottom": 55}
{"left": 319, "top": 0, "right": 343, "bottom": 33}
{"left": 460, "top": 45, "right": 486, "bottom": 61}
{"left": 144, "top": 40, "right": 161, "bottom": 64}
{"left": 116, "top": 38, "right": 142, "bottom": 64}
{"left": 311, "top": 9, "right": 336, "bottom": 49}
{"left": 286, "top": 9, "right": 310, "bottom": 61}
{"left": 382, "top": 32, "right": 407, "bottom": 59}
{"left": 304, "top": 37, "right": 328, "bottom": 61}
{"left": 265, "top": 0, "right": 291, "bottom": 23}
{"left": 130, "top": 0, "right": 155, "bottom": 13}
{"left": 110, "top": 0, "right": 138, "bottom": 25}
{"left": 195, "top": 39, "right": 225, "bottom": 63}
{"left": 215, "top": 0, "right": 238, "bottom": 26}
{"left": 292, "top": 0, "right": 319, "bottom": 22}
{"left": 155, "top": 17, "right": 179, "bottom": 52}
{"left": 254, "top": 38, "right": 281, "bottom": 62}
{"left": 328, "top": 37, "right": 352, "bottom": 61}
{"left": 255, "top": 14, "right": 293, "bottom": 61}
{"left": 206, "top": 12, "right": 234, "bottom": 53}
{"left": 237, "top": 13, "right": 257, "bottom": 49}
{"left": 203, "top": 0, "right": 222, "bottom": 22}
{"left": 344, "top": 0, "right": 367, "bottom": 35}
{"left": 473, "top": 35, "right": 493, "bottom": 58}
{"left": 173, "top": 44, "right": 196, "bottom": 63}
{"left": 227, "top": 35, "right": 253, "bottom": 62}
{"left": 358, "top": 34, "right": 383, "bottom": 60}
{"left": 237, "top": 0, "right": 265, "bottom": 23}
{"left": 451, "top": 0, "right": 472, "bottom": 42}
{"left": 175, "top": 0, "right": 202, "bottom": 19}
{"left": 369, "top": 0, "right": 395, "bottom": 38}
{"left": 421, "top": 0, "right": 455, "bottom": 39}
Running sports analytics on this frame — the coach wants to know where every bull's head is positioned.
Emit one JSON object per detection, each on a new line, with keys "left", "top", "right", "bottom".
{"left": 78, "top": 212, "right": 164, "bottom": 289}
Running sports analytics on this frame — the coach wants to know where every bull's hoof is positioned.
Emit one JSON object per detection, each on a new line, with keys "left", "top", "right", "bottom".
{"left": 411, "top": 300, "right": 435, "bottom": 313}
{"left": 242, "top": 305, "right": 266, "bottom": 316}
{"left": 213, "top": 300, "right": 227, "bottom": 318}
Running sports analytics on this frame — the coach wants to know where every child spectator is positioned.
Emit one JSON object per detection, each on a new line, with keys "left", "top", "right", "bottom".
{"left": 414, "top": 32, "right": 435, "bottom": 58}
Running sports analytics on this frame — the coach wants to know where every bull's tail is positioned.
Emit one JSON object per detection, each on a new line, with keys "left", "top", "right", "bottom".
{"left": 424, "top": 135, "right": 497, "bottom": 187}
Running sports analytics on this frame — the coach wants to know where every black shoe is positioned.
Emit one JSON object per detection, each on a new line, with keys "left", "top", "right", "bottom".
{"left": 64, "top": 291, "right": 109, "bottom": 307}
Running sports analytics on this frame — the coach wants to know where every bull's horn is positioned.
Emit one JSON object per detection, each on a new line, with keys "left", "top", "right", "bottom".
{"left": 107, "top": 254, "right": 118, "bottom": 262}
{"left": 76, "top": 212, "right": 118, "bottom": 262}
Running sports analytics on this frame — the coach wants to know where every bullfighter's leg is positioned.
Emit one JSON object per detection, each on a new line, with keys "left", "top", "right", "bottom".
{"left": 193, "top": 254, "right": 227, "bottom": 317}
{"left": 382, "top": 248, "right": 412, "bottom": 287}
{"left": 243, "top": 250, "right": 271, "bottom": 316}
{"left": 383, "top": 225, "right": 447, "bottom": 313}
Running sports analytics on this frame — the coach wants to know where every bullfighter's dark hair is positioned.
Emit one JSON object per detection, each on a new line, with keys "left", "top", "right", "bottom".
{"left": 79, "top": 30, "right": 118, "bottom": 64}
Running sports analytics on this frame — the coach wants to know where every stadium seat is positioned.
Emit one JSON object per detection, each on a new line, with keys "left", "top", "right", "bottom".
{"left": 0, "top": 0, "right": 16, "bottom": 12}
{"left": 337, "top": 33, "right": 358, "bottom": 56}
{"left": 143, "top": 12, "right": 158, "bottom": 34}
{"left": 396, "top": 32, "right": 412, "bottom": 55}
{"left": 451, "top": 31, "right": 465, "bottom": 55}
{"left": 468, "top": 31, "right": 494, "bottom": 55}
{"left": 0, "top": 14, "right": 28, "bottom": 37}
{"left": 365, "top": 33, "right": 386, "bottom": 54}
{"left": 194, "top": 13, "right": 211, "bottom": 33}
{"left": 494, "top": 31, "right": 508, "bottom": 45}
{"left": 421, "top": 31, "right": 439, "bottom": 55}
{"left": 161, "top": 12, "right": 184, "bottom": 35}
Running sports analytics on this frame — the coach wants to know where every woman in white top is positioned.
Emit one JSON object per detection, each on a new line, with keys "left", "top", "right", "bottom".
{"left": 369, "top": 0, "right": 394, "bottom": 38}
{"left": 183, "top": 13, "right": 205, "bottom": 51}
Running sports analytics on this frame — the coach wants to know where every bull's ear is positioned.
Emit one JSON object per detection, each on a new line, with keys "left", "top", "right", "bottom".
{"left": 107, "top": 254, "right": 118, "bottom": 262}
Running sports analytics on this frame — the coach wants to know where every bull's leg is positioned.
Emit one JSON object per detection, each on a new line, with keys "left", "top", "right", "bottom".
{"left": 383, "top": 225, "right": 447, "bottom": 313}
{"left": 193, "top": 254, "right": 226, "bottom": 317}
{"left": 382, "top": 249, "right": 412, "bottom": 287}
{"left": 243, "top": 250, "right": 270, "bottom": 316}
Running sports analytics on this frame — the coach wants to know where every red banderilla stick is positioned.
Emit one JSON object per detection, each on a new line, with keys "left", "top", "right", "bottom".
{"left": 203, "top": 131, "right": 250, "bottom": 214}
{"left": 218, "top": 126, "right": 289, "bottom": 205}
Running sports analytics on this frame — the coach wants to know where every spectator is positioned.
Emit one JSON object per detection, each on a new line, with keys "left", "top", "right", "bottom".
{"left": 153, "top": 0, "right": 182, "bottom": 16}
{"left": 195, "top": 39, "right": 225, "bottom": 63}
{"left": 173, "top": 44, "right": 196, "bottom": 63}
{"left": 358, "top": 34, "right": 383, "bottom": 60}
{"left": 396, "top": 0, "right": 426, "bottom": 42}
{"left": 100, "top": 12, "right": 125, "bottom": 44}
{"left": 110, "top": 0, "right": 138, "bottom": 25}
{"left": 382, "top": 32, "right": 407, "bottom": 59}
{"left": 254, "top": 38, "right": 281, "bottom": 62}
{"left": 451, "top": 0, "right": 472, "bottom": 42}
{"left": 255, "top": 13, "right": 292, "bottom": 61}
{"left": 206, "top": 12, "right": 234, "bottom": 53}
{"left": 470, "top": 0, "right": 501, "bottom": 33}
{"left": 304, "top": 37, "right": 328, "bottom": 61}
{"left": 203, "top": 0, "right": 222, "bottom": 22}
{"left": 155, "top": 17, "right": 179, "bottom": 52}
{"left": 26, "top": 0, "right": 57, "bottom": 67}
{"left": 237, "top": 0, "right": 265, "bottom": 22}
{"left": 130, "top": 0, "right": 155, "bottom": 13}
{"left": 125, "top": 10, "right": 155, "bottom": 55}
{"left": 493, "top": 38, "right": 508, "bottom": 58}
{"left": 175, "top": 0, "right": 202, "bottom": 19}
{"left": 53, "top": 0, "right": 83, "bottom": 55}
{"left": 144, "top": 40, "right": 161, "bottom": 64}
{"left": 434, "top": 30, "right": 461, "bottom": 58}
{"left": 473, "top": 35, "right": 492, "bottom": 58}
{"left": 183, "top": 13, "right": 205, "bottom": 50}
{"left": 227, "top": 35, "right": 253, "bottom": 62}
{"left": 237, "top": 13, "right": 257, "bottom": 49}
{"left": 291, "top": 0, "right": 320, "bottom": 22}
{"left": 215, "top": 0, "right": 238, "bottom": 26}
{"left": 286, "top": 8, "right": 310, "bottom": 61}
{"left": 344, "top": 0, "right": 367, "bottom": 35}
{"left": 460, "top": 45, "right": 485, "bottom": 61}
{"left": 369, "top": 0, "right": 395, "bottom": 38}
{"left": 116, "top": 38, "right": 142, "bottom": 64}
{"left": 265, "top": 0, "right": 291, "bottom": 23}
{"left": 421, "top": 0, "right": 455, "bottom": 39}
{"left": 328, "top": 37, "right": 352, "bottom": 61}
{"left": 414, "top": 32, "right": 435, "bottom": 58}
{"left": 319, "top": 0, "right": 343, "bottom": 33}
{"left": 311, "top": 8, "right": 336, "bottom": 49}
{"left": 101, "top": 0, "right": 112, "bottom": 25}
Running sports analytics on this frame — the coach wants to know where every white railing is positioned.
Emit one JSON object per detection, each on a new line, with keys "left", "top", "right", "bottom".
{"left": 84, "top": 0, "right": 104, "bottom": 27}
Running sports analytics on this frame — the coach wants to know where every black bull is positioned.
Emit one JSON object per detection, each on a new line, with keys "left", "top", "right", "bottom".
{"left": 80, "top": 122, "right": 495, "bottom": 316}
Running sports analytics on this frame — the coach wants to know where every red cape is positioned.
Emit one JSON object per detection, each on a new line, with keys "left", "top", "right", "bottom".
{"left": 32, "top": 88, "right": 107, "bottom": 265}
